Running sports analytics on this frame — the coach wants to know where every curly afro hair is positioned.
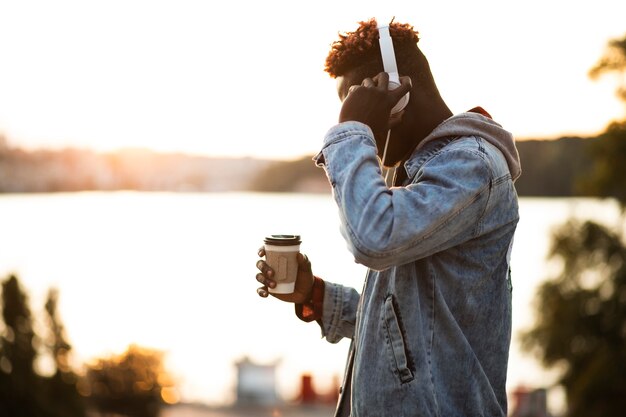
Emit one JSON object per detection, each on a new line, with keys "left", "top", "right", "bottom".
{"left": 324, "top": 18, "right": 421, "bottom": 79}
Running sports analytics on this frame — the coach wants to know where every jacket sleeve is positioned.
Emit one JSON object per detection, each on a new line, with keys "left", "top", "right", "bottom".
{"left": 320, "top": 281, "right": 361, "bottom": 343}
{"left": 315, "top": 121, "right": 491, "bottom": 271}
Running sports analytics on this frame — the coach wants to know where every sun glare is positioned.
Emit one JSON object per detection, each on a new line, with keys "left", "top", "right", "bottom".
{"left": 161, "top": 387, "right": 181, "bottom": 405}
{"left": 0, "top": 1, "right": 625, "bottom": 158}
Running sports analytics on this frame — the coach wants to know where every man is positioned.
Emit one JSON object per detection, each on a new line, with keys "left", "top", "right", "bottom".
{"left": 255, "top": 18, "right": 521, "bottom": 417}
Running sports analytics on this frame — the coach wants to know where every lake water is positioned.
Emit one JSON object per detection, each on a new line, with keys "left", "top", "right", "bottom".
{"left": 0, "top": 192, "right": 621, "bottom": 407}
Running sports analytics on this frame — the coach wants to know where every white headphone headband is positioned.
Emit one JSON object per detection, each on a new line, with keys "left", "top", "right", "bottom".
{"left": 377, "top": 24, "right": 400, "bottom": 85}
{"left": 377, "top": 22, "right": 409, "bottom": 115}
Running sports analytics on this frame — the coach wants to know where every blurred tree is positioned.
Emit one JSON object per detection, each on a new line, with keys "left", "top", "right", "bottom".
{"left": 577, "top": 120, "right": 626, "bottom": 205}
{"left": 589, "top": 32, "right": 626, "bottom": 101}
{"left": 521, "top": 33, "right": 626, "bottom": 417}
{"left": 44, "top": 288, "right": 72, "bottom": 374}
{"left": 521, "top": 221, "right": 626, "bottom": 417}
{"left": 0, "top": 275, "right": 86, "bottom": 417}
{"left": 0, "top": 275, "right": 44, "bottom": 416}
{"left": 248, "top": 156, "right": 329, "bottom": 193}
{"left": 515, "top": 137, "right": 595, "bottom": 197}
{"left": 82, "top": 344, "right": 178, "bottom": 417}
{"left": 0, "top": 275, "right": 47, "bottom": 417}
{"left": 579, "top": 32, "right": 626, "bottom": 204}
{"left": 42, "top": 288, "right": 87, "bottom": 417}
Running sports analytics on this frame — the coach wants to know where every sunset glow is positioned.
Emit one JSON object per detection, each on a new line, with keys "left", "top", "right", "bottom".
{"left": 1, "top": 1, "right": 626, "bottom": 412}
{"left": 0, "top": 0, "right": 625, "bottom": 160}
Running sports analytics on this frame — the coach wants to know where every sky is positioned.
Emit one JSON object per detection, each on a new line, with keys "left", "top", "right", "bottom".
{"left": 0, "top": 0, "right": 625, "bottom": 160}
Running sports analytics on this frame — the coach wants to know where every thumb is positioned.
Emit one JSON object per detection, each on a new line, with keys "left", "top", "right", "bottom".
{"left": 297, "top": 253, "right": 312, "bottom": 272}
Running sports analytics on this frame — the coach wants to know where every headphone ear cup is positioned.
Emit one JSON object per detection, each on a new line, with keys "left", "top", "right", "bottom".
{"left": 388, "top": 80, "right": 410, "bottom": 114}
{"left": 391, "top": 92, "right": 410, "bottom": 114}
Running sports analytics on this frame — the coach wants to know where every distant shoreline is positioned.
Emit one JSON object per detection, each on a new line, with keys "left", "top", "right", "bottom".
{"left": 0, "top": 136, "right": 602, "bottom": 197}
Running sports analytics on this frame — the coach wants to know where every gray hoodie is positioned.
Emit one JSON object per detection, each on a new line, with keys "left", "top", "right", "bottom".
{"left": 417, "top": 111, "right": 522, "bottom": 181}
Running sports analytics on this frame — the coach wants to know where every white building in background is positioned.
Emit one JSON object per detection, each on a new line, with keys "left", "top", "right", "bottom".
{"left": 235, "top": 357, "right": 279, "bottom": 406}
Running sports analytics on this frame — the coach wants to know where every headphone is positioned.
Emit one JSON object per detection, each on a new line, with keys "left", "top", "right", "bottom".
{"left": 378, "top": 23, "right": 410, "bottom": 114}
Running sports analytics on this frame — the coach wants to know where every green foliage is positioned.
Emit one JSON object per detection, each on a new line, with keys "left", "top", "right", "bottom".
{"left": 521, "top": 221, "right": 626, "bottom": 417}
{"left": 42, "top": 288, "right": 86, "bottom": 417}
{"left": 0, "top": 275, "right": 87, "bottom": 417}
{"left": 81, "top": 345, "right": 178, "bottom": 417}
{"left": 0, "top": 275, "right": 178, "bottom": 417}
{"left": 578, "top": 32, "right": 626, "bottom": 207}
{"left": 577, "top": 120, "right": 626, "bottom": 207}
{"left": 514, "top": 137, "right": 595, "bottom": 197}
{"left": 0, "top": 275, "right": 41, "bottom": 416}
{"left": 589, "top": 33, "right": 626, "bottom": 101}
{"left": 521, "top": 32, "right": 626, "bottom": 417}
{"left": 248, "top": 156, "right": 329, "bottom": 193}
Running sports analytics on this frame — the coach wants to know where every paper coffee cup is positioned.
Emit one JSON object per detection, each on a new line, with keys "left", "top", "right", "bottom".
{"left": 264, "top": 235, "right": 301, "bottom": 294}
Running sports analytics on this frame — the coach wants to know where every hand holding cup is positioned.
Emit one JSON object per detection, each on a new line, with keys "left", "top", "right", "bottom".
{"left": 256, "top": 235, "right": 314, "bottom": 303}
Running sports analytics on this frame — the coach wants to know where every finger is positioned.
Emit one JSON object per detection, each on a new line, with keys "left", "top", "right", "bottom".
{"left": 400, "top": 75, "right": 413, "bottom": 89}
{"left": 374, "top": 72, "right": 390, "bottom": 90}
{"left": 258, "top": 247, "right": 266, "bottom": 257}
{"left": 256, "top": 272, "right": 276, "bottom": 288}
{"left": 297, "top": 253, "right": 312, "bottom": 273}
{"left": 347, "top": 85, "right": 359, "bottom": 95}
{"left": 257, "top": 287, "right": 269, "bottom": 298}
{"left": 362, "top": 77, "right": 375, "bottom": 88}
{"left": 390, "top": 76, "right": 412, "bottom": 98}
{"left": 256, "top": 260, "right": 274, "bottom": 277}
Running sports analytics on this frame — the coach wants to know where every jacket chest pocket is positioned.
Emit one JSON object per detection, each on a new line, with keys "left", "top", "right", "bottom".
{"left": 381, "top": 295, "right": 415, "bottom": 384}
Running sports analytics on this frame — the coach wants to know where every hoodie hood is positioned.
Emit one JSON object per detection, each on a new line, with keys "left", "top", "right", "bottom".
{"left": 414, "top": 112, "right": 522, "bottom": 181}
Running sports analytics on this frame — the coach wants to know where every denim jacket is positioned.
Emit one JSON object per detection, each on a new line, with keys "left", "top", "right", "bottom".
{"left": 314, "top": 112, "right": 520, "bottom": 417}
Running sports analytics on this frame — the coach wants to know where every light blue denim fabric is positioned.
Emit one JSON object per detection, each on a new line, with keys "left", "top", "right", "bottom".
{"left": 314, "top": 116, "right": 519, "bottom": 417}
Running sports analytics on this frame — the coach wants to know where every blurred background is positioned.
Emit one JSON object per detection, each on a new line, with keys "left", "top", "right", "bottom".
{"left": 1, "top": 1, "right": 625, "bottom": 417}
